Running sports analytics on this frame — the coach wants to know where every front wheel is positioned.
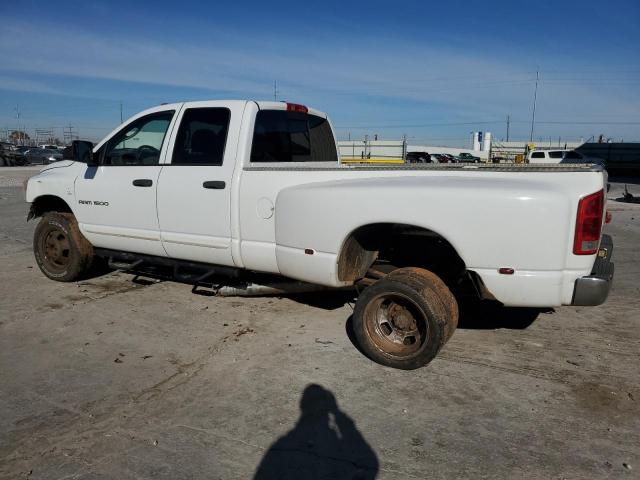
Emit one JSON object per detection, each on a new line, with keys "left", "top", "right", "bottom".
{"left": 33, "top": 212, "right": 94, "bottom": 281}
{"left": 353, "top": 267, "right": 458, "bottom": 369}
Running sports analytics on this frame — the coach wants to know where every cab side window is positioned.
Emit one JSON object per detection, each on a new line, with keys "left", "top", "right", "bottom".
{"left": 103, "top": 111, "right": 174, "bottom": 166}
{"left": 172, "top": 108, "right": 230, "bottom": 165}
{"left": 531, "top": 151, "right": 545, "bottom": 159}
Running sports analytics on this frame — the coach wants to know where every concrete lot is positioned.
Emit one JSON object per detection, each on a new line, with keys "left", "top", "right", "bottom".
{"left": 1, "top": 166, "right": 639, "bottom": 479}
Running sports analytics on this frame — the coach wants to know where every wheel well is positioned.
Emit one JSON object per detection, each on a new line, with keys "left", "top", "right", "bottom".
{"left": 29, "top": 195, "right": 73, "bottom": 220}
{"left": 337, "top": 223, "right": 467, "bottom": 287}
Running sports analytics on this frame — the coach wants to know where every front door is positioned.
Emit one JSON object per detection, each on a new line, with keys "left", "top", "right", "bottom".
{"left": 156, "top": 101, "right": 244, "bottom": 266}
{"left": 74, "top": 109, "right": 177, "bottom": 257}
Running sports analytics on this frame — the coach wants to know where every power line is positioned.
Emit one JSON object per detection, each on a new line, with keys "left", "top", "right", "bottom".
{"left": 511, "top": 120, "right": 640, "bottom": 125}
{"left": 334, "top": 118, "right": 640, "bottom": 130}
{"left": 63, "top": 124, "right": 78, "bottom": 144}
{"left": 336, "top": 121, "right": 503, "bottom": 129}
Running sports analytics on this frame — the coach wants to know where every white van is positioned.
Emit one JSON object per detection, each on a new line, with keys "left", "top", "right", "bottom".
{"left": 527, "top": 149, "right": 602, "bottom": 164}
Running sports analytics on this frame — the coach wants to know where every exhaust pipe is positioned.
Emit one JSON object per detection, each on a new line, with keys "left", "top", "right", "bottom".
{"left": 216, "top": 281, "right": 353, "bottom": 297}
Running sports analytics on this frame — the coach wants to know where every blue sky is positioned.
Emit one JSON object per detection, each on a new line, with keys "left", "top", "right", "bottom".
{"left": 0, "top": 0, "right": 639, "bottom": 145}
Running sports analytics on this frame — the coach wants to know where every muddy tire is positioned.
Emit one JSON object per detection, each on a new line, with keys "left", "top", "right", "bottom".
{"left": 33, "top": 212, "right": 94, "bottom": 282}
{"left": 353, "top": 267, "right": 458, "bottom": 370}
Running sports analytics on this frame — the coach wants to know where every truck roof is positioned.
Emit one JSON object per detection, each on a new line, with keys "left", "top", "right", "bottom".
{"left": 136, "top": 100, "right": 326, "bottom": 119}
{"left": 94, "top": 100, "right": 328, "bottom": 152}
{"left": 254, "top": 101, "right": 326, "bottom": 118}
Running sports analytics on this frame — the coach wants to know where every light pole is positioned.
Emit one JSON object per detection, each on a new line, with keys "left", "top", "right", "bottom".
{"left": 529, "top": 69, "right": 539, "bottom": 142}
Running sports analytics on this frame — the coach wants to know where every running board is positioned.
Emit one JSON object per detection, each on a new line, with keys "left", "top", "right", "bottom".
{"left": 96, "top": 248, "right": 242, "bottom": 289}
{"left": 94, "top": 247, "right": 353, "bottom": 298}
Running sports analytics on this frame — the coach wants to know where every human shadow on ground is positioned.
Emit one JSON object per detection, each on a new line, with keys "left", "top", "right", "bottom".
{"left": 253, "top": 384, "right": 379, "bottom": 480}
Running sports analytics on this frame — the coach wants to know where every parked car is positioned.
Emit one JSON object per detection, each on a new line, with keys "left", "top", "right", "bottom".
{"left": 457, "top": 152, "right": 481, "bottom": 163}
{"left": 6, "top": 145, "right": 32, "bottom": 166}
{"left": 432, "top": 154, "right": 454, "bottom": 163}
{"left": 528, "top": 150, "right": 567, "bottom": 163}
{"left": 405, "top": 151, "right": 431, "bottom": 163}
{"left": 0, "top": 142, "right": 29, "bottom": 166}
{"left": 25, "top": 100, "right": 614, "bottom": 370}
{"left": 527, "top": 149, "right": 602, "bottom": 164}
{"left": 25, "top": 148, "right": 63, "bottom": 165}
{"left": 0, "top": 143, "right": 10, "bottom": 166}
{"left": 560, "top": 151, "right": 604, "bottom": 165}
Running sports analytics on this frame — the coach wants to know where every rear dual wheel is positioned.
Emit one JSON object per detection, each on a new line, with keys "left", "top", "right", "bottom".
{"left": 353, "top": 267, "right": 458, "bottom": 370}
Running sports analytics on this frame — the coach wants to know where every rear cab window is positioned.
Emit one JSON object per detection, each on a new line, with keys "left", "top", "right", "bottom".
{"left": 251, "top": 110, "right": 338, "bottom": 163}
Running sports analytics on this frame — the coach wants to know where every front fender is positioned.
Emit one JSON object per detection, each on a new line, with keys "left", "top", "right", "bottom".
{"left": 26, "top": 161, "right": 82, "bottom": 217}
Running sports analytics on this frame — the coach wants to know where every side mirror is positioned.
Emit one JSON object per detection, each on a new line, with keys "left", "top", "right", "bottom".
{"left": 71, "top": 140, "right": 98, "bottom": 165}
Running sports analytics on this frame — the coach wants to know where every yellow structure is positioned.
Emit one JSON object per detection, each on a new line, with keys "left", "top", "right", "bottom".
{"left": 340, "top": 157, "right": 405, "bottom": 165}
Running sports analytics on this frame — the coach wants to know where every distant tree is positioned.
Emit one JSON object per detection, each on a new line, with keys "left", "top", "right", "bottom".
{"left": 9, "top": 130, "right": 30, "bottom": 143}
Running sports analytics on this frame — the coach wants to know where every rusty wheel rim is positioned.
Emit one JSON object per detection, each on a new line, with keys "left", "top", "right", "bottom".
{"left": 41, "top": 229, "right": 71, "bottom": 272}
{"left": 363, "top": 292, "right": 428, "bottom": 357}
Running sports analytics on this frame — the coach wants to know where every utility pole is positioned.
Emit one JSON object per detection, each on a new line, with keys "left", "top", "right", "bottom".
{"left": 506, "top": 114, "right": 510, "bottom": 142}
{"left": 402, "top": 134, "right": 407, "bottom": 161}
{"left": 529, "top": 68, "right": 539, "bottom": 142}
{"left": 64, "top": 124, "right": 77, "bottom": 145}
{"left": 14, "top": 104, "right": 21, "bottom": 145}
{"left": 273, "top": 81, "right": 278, "bottom": 101}
{"left": 119, "top": 101, "right": 123, "bottom": 124}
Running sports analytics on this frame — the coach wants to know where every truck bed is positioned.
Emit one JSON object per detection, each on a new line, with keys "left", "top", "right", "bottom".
{"left": 245, "top": 163, "right": 605, "bottom": 172}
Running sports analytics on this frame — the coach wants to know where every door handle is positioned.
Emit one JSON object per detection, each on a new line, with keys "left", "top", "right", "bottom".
{"left": 203, "top": 181, "right": 226, "bottom": 189}
{"left": 132, "top": 179, "right": 153, "bottom": 187}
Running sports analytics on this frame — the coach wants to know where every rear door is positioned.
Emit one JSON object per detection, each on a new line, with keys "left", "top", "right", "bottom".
{"left": 156, "top": 101, "right": 245, "bottom": 266}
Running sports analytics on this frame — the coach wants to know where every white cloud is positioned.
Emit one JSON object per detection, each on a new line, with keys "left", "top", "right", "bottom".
{"left": 0, "top": 75, "right": 63, "bottom": 96}
{"left": 0, "top": 19, "right": 638, "bottom": 140}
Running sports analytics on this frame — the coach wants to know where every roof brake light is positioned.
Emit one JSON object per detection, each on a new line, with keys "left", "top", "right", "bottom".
{"left": 286, "top": 103, "right": 308, "bottom": 113}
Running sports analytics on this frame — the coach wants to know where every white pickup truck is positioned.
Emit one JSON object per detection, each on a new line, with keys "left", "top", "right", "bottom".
{"left": 25, "top": 100, "right": 614, "bottom": 369}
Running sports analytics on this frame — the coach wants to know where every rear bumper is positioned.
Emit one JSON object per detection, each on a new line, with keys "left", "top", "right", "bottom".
{"left": 572, "top": 234, "right": 614, "bottom": 306}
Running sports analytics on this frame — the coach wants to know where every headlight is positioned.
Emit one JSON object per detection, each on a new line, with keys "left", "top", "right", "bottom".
{"left": 47, "top": 156, "right": 56, "bottom": 161}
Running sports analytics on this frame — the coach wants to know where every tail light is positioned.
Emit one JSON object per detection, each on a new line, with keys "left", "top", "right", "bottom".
{"left": 286, "top": 103, "right": 308, "bottom": 113}
{"left": 573, "top": 189, "right": 604, "bottom": 255}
